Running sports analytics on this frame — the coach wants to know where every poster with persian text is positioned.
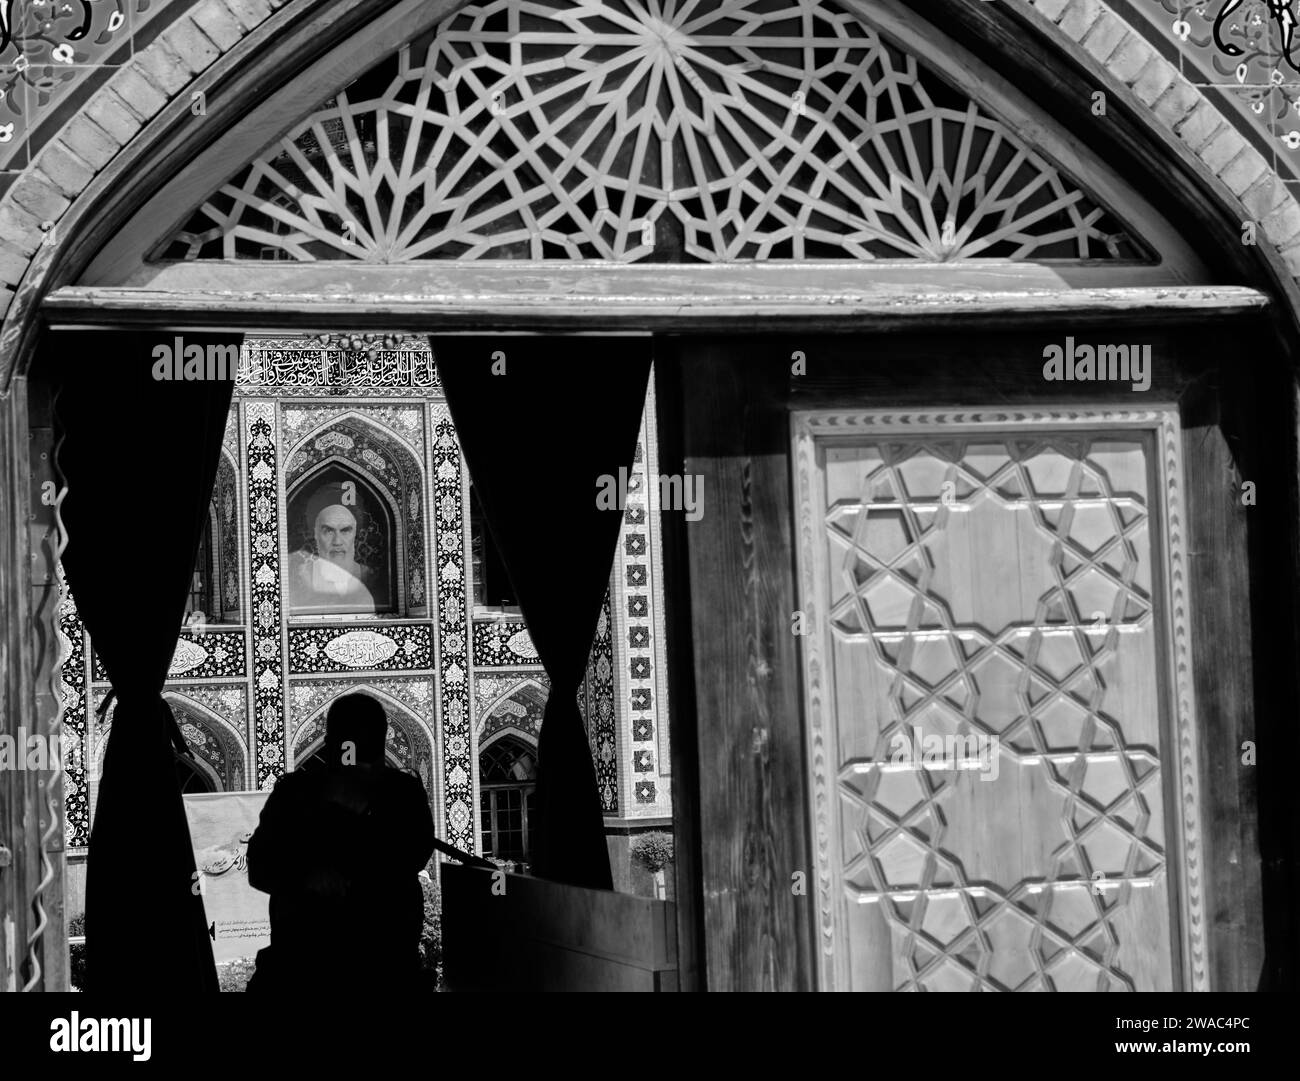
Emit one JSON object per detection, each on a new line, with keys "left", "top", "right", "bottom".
{"left": 184, "top": 791, "right": 271, "bottom": 965}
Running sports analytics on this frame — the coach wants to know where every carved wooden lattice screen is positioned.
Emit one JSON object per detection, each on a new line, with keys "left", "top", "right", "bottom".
{"left": 792, "top": 409, "right": 1204, "bottom": 992}
{"left": 158, "top": 0, "right": 1152, "bottom": 263}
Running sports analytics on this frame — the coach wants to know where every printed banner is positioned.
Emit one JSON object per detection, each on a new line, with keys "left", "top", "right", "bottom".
{"left": 184, "top": 791, "right": 271, "bottom": 965}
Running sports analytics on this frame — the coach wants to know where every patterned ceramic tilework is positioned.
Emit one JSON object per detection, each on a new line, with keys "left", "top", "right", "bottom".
{"left": 167, "top": 682, "right": 248, "bottom": 730}
{"left": 472, "top": 619, "right": 542, "bottom": 667}
{"left": 1164, "top": 1, "right": 1278, "bottom": 82}
{"left": 472, "top": 645, "right": 616, "bottom": 811}
{"left": 621, "top": 444, "right": 655, "bottom": 789}
{"left": 58, "top": 591, "right": 88, "bottom": 847}
{"left": 222, "top": 403, "right": 241, "bottom": 461}
{"left": 286, "top": 623, "right": 433, "bottom": 673}
{"left": 246, "top": 403, "right": 286, "bottom": 787}
{"left": 387, "top": 716, "right": 411, "bottom": 763}
{"left": 288, "top": 713, "right": 327, "bottom": 758}
{"left": 283, "top": 421, "right": 408, "bottom": 484}
{"left": 90, "top": 629, "right": 234, "bottom": 682}
{"left": 94, "top": 627, "right": 247, "bottom": 681}
{"left": 290, "top": 688, "right": 433, "bottom": 772}
{"left": 614, "top": 411, "right": 672, "bottom": 813}
{"left": 0, "top": 0, "right": 155, "bottom": 175}
{"left": 643, "top": 382, "right": 673, "bottom": 784}
{"left": 89, "top": 685, "right": 108, "bottom": 732}
{"left": 473, "top": 675, "right": 508, "bottom": 713}
{"left": 477, "top": 677, "right": 547, "bottom": 744}
{"left": 430, "top": 405, "right": 475, "bottom": 851}
{"left": 288, "top": 676, "right": 433, "bottom": 742}
{"left": 1132, "top": 1, "right": 1298, "bottom": 181}
{"left": 282, "top": 403, "right": 426, "bottom": 459}
{"left": 582, "top": 590, "right": 618, "bottom": 813}
{"left": 216, "top": 451, "right": 241, "bottom": 619}
{"left": 85, "top": 686, "right": 110, "bottom": 822}
{"left": 169, "top": 694, "right": 248, "bottom": 789}
{"left": 236, "top": 340, "right": 442, "bottom": 398}
{"left": 87, "top": 689, "right": 108, "bottom": 822}
{"left": 283, "top": 413, "right": 427, "bottom": 610}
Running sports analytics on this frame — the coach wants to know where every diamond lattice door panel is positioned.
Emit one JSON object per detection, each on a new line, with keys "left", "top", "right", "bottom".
{"left": 792, "top": 409, "right": 1205, "bottom": 992}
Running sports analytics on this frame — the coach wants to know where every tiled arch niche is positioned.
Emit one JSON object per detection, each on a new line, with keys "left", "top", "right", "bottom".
{"left": 290, "top": 684, "right": 437, "bottom": 785}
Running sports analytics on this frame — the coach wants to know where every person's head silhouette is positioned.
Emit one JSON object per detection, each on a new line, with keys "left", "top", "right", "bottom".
{"left": 322, "top": 693, "right": 387, "bottom": 767}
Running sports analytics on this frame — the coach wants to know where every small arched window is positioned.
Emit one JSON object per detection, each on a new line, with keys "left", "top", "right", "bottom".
{"left": 479, "top": 737, "right": 537, "bottom": 863}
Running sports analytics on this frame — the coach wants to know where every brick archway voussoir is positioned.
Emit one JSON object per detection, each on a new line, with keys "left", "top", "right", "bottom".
{"left": 0, "top": 0, "right": 286, "bottom": 328}
{"left": 1029, "top": 0, "right": 1300, "bottom": 283}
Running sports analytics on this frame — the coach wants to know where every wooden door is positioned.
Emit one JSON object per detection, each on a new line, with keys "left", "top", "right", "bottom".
{"left": 791, "top": 408, "right": 1200, "bottom": 991}
{"left": 664, "top": 326, "right": 1286, "bottom": 992}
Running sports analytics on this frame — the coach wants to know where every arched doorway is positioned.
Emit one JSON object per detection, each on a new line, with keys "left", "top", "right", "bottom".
{"left": 7, "top": 0, "right": 1297, "bottom": 993}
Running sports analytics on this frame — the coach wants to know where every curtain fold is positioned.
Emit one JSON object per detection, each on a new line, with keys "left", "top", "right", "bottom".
{"left": 51, "top": 330, "right": 241, "bottom": 992}
{"left": 435, "top": 339, "right": 651, "bottom": 890}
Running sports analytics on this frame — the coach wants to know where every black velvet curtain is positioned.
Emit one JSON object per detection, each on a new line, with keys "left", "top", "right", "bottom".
{"left": 51, "top": 330, "right": 241, "bottom": 992}
{"left": 435, "top": 339, "right": 651, "bottom": 890}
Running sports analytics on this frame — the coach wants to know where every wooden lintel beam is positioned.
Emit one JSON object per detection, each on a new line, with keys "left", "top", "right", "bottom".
{"left": 41, "top": 285, "right": 1270, "bottom": 334}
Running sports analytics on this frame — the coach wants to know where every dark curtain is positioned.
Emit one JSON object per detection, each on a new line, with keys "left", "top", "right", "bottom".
{"left": 435, "top": 338, "right": 651, "bottom": 890}
{"left": 50, "top": 330, "right": 241, "bottom": 992}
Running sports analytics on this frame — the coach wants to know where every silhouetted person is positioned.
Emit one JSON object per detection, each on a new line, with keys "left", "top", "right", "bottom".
{"left": 246, "top": 693, "right": 435, "bottom": 992}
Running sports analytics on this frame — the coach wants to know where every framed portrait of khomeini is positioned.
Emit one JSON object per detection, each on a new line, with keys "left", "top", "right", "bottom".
{"left": 286, "top": 471, "right": 395, "bottom": 616}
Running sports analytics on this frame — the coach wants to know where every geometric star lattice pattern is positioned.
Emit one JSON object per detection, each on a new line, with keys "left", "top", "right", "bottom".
{"left": 159, "top": 0, "right": 1151, "bottom": 263}
{"left": 824, "top": 435, "right": 1174, "bottom": 991}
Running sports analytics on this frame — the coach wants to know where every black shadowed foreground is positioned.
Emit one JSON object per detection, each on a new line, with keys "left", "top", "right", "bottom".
{"left": 53, "top": 331, "right": 242, "bottom": 994}
{"left": 435, "top": 339, "right": 651, "bottom": 891}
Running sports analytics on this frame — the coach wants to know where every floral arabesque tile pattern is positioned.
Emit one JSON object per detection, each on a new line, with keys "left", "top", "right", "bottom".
{"left": 1, "top": 0, "right": 157, "bottom": 173}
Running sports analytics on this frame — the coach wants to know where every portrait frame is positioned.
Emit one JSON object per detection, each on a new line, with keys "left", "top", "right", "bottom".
{"left": 285, "top": 466, "right": 398, "bottom": 618}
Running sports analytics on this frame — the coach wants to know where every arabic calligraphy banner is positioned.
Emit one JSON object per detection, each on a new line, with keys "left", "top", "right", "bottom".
{"left": 183, "top": 790, "right": 271, "bottom": 965}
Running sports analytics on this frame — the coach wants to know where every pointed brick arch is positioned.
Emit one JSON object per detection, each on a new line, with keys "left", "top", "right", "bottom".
{"left": 2, "top": 0, "right": 1295, "bottom": 382}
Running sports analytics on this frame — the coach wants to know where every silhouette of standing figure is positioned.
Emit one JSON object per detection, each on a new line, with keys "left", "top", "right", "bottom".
{"left": 246, "top": 693, "right": 435, "bottom": 992}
